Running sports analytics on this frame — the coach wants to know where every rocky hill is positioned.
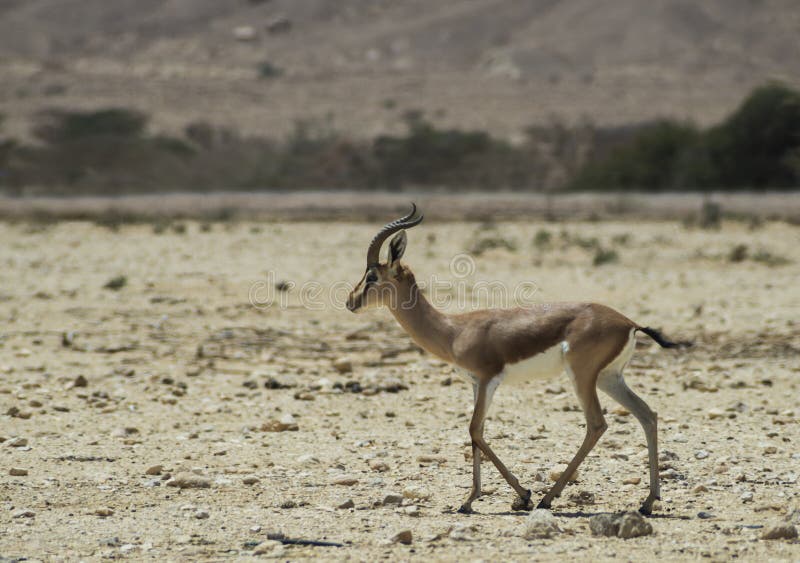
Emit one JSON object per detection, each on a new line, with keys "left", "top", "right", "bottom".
{"left": 1, "top": 0, "right": 799, "bottom": 139}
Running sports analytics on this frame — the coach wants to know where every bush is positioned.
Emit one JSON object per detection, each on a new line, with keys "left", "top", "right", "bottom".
{"left": 570, "top": 83, "right": 800, "bottom": 191}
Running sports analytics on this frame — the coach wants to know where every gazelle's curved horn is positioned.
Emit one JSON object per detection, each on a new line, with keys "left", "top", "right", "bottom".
{"left": 366, "top": 203, "right": 423, "bottom": 266}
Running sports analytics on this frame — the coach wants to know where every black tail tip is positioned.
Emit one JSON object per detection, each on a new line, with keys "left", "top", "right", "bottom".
{"left": 638, "top": 326, "right": 693, "bottom": 349}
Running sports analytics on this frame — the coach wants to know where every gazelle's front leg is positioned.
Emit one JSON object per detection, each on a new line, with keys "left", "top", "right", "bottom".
{"left": 460, "top": 377, "right": 531, "bottom": 514}
{"left": 458, "top": 383, "right": 482, "bottom": 514}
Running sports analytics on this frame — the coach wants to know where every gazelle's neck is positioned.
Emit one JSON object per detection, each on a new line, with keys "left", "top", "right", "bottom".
{"left": 388, "top": 269, "right": 456, "bottom": 363}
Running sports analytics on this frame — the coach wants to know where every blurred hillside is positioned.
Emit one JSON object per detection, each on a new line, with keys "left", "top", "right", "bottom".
{"left": 1, "top": 0, "right": 799, "bottom": 141}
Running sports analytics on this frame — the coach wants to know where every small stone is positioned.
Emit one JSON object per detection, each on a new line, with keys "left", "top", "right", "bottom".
{"left": 590, "top": 512, "right": 653, "bottom": 538}
{"left": 741, "top": 491, "right": 754, "bottom": 503}
{"left": 611, "top": 406, "right": 630, "bottom": 416}
{"left": 261, "top": 414, "right": 298, "bottom": 432}
{"left": 95, "top": 507, "right": 114, "bottom": 517}
{"left": 296, "top": 454, "right": 319, "bottom": 465}
{"left": 399, "top": 505, "right": 420, "bottom": 516}
{"left": 761, "top": 524, "right": 798, "bottom": 540}
{"left": 523, "top": 509, "right": 562, "bottom": 539}
{"left": 145, "top": 465, "right": 163, "bottom": 476}
{"left": 13, "top": 509, "right": 35, "bottom": 518}
{"left": 391, "top": 529, "right": 413, "bottom": 545}
{"left": 195, "top": 509, "right": 209, "bottom": 519}
{"left": 332, "top": 357, "right": 353, "bottom": 374}
{"left": 279, "top": 500, "right": 297, "bottom": 509}
{"left": 763, "top": 445, "right": 777, "bottom": 455}
{"left": 692, "top": 484, "right": 709, "bottom": 493}
{"left": 616, "top": 512, "right": 653, "bottom": 538}
{"left": 622, "top": 476, "right": 641, "bottom": 485}
{"left": 332, "top": 476, "right": 359, "bottom": 486}
{"left": 10, "top": 468, "right": 28, "bottom": 476}
{"left": 697, "top": 511, "right": 715, "bottom": 519}
{"left": 250, "top": 525, "right": 262, "bottom": 533}
{"left": 369, "top": 460, "right": 390, "bottom": 472}
{"left": 337, "top": 499, "right": 355, "bottom": 509}
{"left": 549, "top": 464, "right": 579, "bottom": 482}
{"left": 402, "top": 485, "right": 431, "bottom": 500}
{"left": 694, "top": 450, "right": 710, "bottom": 460}
{"left": 382, "top": 493, "right": 403, "bottom": 506}
{"left": 73, "top": 375, "right": 88, "bottom": 388}
{"left": 167, "top": 472, "right": 212, "bottom": 489}
{"left": 707, "top": 408, "right": 725, "bottom": 420}
{"left": 569, "top": 490, "right": 595, "bottom": 505}
{"left": 6, "top": 437, "right": 28, "bottom": 447}
{"left": 243, "top": 476, "right": 260, "bottom": 485}
{"left": 253, "top": 540, "right": 286, "bottom": 556}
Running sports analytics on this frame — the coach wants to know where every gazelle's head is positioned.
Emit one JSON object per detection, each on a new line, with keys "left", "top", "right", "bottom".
{"left": 346, "top": 204, "right": 423, "bottom": 313}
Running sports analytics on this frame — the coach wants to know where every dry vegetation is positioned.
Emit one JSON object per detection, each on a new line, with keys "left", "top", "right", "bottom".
{"left": 1, "top": 218, "right": 798, "bottom": 559}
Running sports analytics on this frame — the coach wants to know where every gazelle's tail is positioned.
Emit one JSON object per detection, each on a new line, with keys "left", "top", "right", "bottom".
{"left": 636, "top": 326, "right": 692, "bottom": 349}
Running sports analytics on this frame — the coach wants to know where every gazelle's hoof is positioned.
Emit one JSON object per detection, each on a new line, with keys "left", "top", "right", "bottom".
{"left": 638, "top": 504, "right": 652, "bottom": 516}
{"left": 536, "top": 498, "right": 552, "bottom": 510}
{"left": 511, "top": 491, "right": 534, "bottom": 511}
{"left": 457, "top": 504, "right": 474, "bottom": 515}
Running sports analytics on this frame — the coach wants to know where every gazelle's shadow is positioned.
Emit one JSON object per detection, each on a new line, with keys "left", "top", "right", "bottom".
{"left": 485, "top": 509, "right": 691, "bottom": 520}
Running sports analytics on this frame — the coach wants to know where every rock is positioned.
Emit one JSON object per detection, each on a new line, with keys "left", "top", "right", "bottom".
{"left": 332, "top": 357, "right": 353, "bottom": 374}
{"left": 369, "top": 460, "right": 390, "bottom": 472}
{"left": 195, "top": 509, "right": 209, "bottom": 519}
{"left": 332, "top": 476, "right": 359, "bottom": 486}
{"left": 233, "top": 25, "right": 257, "bottom": 41}
{"left": 692, "top": 484, "right": 708, "bottom": 493}
{"left": 391, "top": 529, "right": 413, "bottom": 545}
{"left": 399, "top": 505, "right": 420, "bottom": 516}
{"left": 549, "top": 464, "right": 579, "bottom": 482}
{"left": 145, "top": 465, "right": 163, "bottom": 476}
{"left": 569, "top": 491, "right": 595, "bottom": 505}
{"left": 694, "top": 450, "right": 710, "bottom": 460}
{"left": 617, "top": 512, "right": 653, "bottom": 538}
{"left": 697, "top": 511, "right": 715, "bottom": 519}
{"left": 402, "top": 485, "right": 431, "bottom": 500}
{"left": 167, "top": 472, "right": 212, "bottom": 489}
{"left": 623, "top": 476, "right": 641, "bottom": 485}
{"left": 95, "top": 507, "right": 114, "bottom": 517}
{"left": 266, "top": 15, "right": 292, "bottom": 34}
{"left": 280, "top": 500, "right": 297, "bottom": 509}
{"left": 590, "top": 512, "right": 653, "bottom": 538}
{"left": 763, "top": 445, "right": 777, "bottom": 454}
{"left": 13, "top": 509, "right": 35, "bottom": 518}
{"left": 523, "top": 509, "right": 562, "bottom": 539}
{"left": 382, "top": 493, "right": 404, "bottom": 506}
{"left": 761, "top": 524, "right": 798, "bottom": 540}
{"left": 243, "top": 476, "right": 260, "bottom": 485}
{"left": 9, "top": 468, "right": 28, "bottom": 476}
{"left": 337, "top": 499, "right": 355, "bottom": 509}
{"left": 707, "top": 408, "right": 725, "bottom": 419}
{"left": 449, "top": 524, "right": 477, "bottom": 541}
{"left": 73, "top": 375, "right": 88, "bottom": 388}
{"left": 253, "top": 540, "right": 286, "bottom": 556}
{"left": 260, "top": 414, "right": 298, "bottom": 432}
{"left": 7, "top": 437, "right": 28, "bottom": 447}
{"left": 741, "top": 491, "right": 754, "bottom": 503}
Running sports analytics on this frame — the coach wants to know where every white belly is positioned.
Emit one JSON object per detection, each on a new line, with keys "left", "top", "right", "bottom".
{"left": 503, "top": 341, "right": 567, "bottom": 385}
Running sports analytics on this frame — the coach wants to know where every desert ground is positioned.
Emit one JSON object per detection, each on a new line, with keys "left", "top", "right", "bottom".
{"left": 1, "top": 217, "right": 798, "bottom": 560}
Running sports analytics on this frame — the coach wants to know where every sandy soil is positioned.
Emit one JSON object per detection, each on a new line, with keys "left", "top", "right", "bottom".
{"left": 1, "top": 219, "right": 798, "bottom": 560}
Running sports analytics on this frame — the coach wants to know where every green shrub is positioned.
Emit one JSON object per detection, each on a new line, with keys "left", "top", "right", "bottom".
{"left": 570, "top": 83, "right": 800, "bottom": 191}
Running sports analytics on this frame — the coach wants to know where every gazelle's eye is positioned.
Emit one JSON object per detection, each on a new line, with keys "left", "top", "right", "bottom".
{"left": 365, "top": 271, "right": 378, "bottom": 286}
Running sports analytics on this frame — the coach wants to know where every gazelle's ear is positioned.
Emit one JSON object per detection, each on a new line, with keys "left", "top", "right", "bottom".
{"left": 388, "top": 231, "right": 407, "bottom": 264}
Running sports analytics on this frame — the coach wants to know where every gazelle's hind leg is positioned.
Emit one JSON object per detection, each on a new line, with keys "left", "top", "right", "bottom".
{"left": 597, "top": 369, "right": 660, "bottom": 514}
{"left": 537, "top": 369, "right": 607, "bottom": 509}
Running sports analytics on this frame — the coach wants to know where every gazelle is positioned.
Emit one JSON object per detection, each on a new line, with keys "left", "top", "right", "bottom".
{"left": 346, "top": 205, "right": 690, "bottom": 515}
